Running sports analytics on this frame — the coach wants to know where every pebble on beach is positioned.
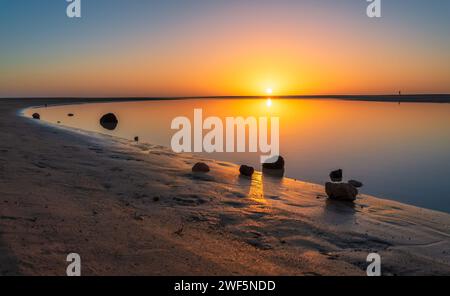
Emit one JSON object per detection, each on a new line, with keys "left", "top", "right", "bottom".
{"left": 100, "top": 113, "right": 119, "bottom": 131}
{"left": 192, "top": 162, "right": 210, "bottom": 173}
{"left": 262, "top": 156, "right": 285, "bottom": 170}
{"left": 329, "top": 169, "right": 343, "bottom": 182}
{"left": 239, "top": 165, "right": 255, "bottom": 177}
{"left": 325, "top": 182, "right": 358, "bottom": 202}
{"left": 262, "top": 156, "right": 285, "bottom": 177}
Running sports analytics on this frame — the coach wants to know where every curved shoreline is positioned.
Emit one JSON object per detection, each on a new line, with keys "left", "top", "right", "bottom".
{"left": 1, "top": 98, "right": 450, "bottom": 275}
{"left": 23, "top": 98, "right": 450, "bottom": 214}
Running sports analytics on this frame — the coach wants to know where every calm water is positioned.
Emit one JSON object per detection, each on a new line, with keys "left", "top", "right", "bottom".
{"left": 26, "top": 99, "right": 450, "bottom": 213}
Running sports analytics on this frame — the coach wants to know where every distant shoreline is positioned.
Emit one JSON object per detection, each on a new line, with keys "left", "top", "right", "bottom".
{"left": 2, "top": 94, "right": 450, "bottom": 104}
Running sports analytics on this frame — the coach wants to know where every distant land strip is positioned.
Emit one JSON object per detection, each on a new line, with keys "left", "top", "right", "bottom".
{"left": 2, "top": 94, "right": 450, "bottom": 103}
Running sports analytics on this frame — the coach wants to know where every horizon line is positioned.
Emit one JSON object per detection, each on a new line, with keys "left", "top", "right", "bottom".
{"left": 2, "top": 93, "right": 450, "bottom": 103}
{"left": 2, "top": 93, "right": 450, "bottom": 99}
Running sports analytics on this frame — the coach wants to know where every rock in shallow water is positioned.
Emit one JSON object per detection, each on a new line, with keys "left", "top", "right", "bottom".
{"left": 100, "top": 113, "right": 118, "bottom": 130}
{"left": 325, "top": 182, "right": 358, "bottom": 202}
{"left": 262, "top": 156, "right": 285, "bottom": 170}
{"left": 32, "top": 113, "right": 40, "bottom": 120}
{"left": 239, "top": 165, "right": 254, "bottom": 177}
{"left": 262, "top": 156, "right": 285, "bottom": 177}
{"left": 192, "top": 162, "right": 210, "bottom": 173}
{"left": 329, "top": 169, "right": 343, "bottom": 182}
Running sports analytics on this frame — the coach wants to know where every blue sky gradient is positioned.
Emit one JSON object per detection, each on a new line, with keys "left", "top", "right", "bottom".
{"left": 1, "top": 0, "right": 449, "bottom": 97}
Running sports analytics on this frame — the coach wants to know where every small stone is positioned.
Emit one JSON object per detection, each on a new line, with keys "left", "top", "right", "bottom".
{"left": 262, "top": 156, "right": 285, "bottom": 170}
{"left": 329, "top": 169, "right": 343, "bottom": 182}
{"left": 100, "top": 113, "right": 118, "bottom": 130}
{"left": 192, "top": 162, "right": 210, "bottom": 173}
{"left": 325, "top": 182, "right": 358, "bottom": 202}
{"left": 32, "top": 113, "right": 40, "bottom": 120}
{"left": 134, "top": 136, "right": 139, "bottom": 142}
{"left": 262, "top": 156, "right": 285, "bottom": 177}
{"left": 239, "top": 165, "right": 255, "bottom": 177}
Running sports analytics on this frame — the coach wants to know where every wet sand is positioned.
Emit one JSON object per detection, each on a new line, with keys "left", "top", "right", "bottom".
{"left": 1, "top": 98, "right": 449, "bottom": 275}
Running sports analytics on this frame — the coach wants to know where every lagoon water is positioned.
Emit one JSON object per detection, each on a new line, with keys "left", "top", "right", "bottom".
{"left": 27, "top": 99, "right": 450, "bottom": 213}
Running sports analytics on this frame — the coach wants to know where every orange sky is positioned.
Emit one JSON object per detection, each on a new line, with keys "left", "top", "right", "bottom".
{"left": 1, "top": 1, "right": 449, "bottom": 97}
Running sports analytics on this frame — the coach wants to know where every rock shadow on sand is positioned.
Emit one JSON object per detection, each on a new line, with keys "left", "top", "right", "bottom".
{"left": 322, "top": 199, "right": 358, "bottom": 225}
{"left": 0, "top": 233, "right": 22, "bottom": 275}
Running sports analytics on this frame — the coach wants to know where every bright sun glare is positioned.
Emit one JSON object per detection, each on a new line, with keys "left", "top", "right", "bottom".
{"left": 266, "top": 98, "right": 273, "bottom": 107}
{"left": 265, "top": 88, "right": 273, "bottom": 95}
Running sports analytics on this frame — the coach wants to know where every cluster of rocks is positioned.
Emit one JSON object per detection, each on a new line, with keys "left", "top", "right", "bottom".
{"left": 28, "top": 109, "right": 364, "bottom": 206}
{"left": 325, "top": 169, "right": 363, "bottom": 202}
{"left": 191, "top": 156, "right": 286, "bottom": 179}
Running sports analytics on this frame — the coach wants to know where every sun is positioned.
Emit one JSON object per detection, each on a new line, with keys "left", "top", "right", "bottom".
{"left": 265, "top": 88, "right": 273, "bottom": 95}
{"left": 266, "top": 98, "right": 273, "bottom": 107}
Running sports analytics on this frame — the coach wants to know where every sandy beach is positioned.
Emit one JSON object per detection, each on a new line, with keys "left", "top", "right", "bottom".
{"left": 1, "top": 98, "right": 449, "bottom": 276}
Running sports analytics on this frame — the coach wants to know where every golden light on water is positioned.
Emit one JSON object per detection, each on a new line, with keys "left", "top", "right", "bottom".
{"left": 266, "top": 98, "right": 273, "bottom": 107}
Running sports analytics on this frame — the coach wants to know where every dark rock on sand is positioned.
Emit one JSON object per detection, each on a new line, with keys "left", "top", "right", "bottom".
{"left": 239, "top": 165, "right": 255, "bottom": 177}
{"left": 262, "top": 156, "right": 285, "bottom": 177}
{"left": 262, "top": 156, "right": 285, "bottom": 170}
{"left": 192, "top": 162, "right": 210, "bottom": 173}
{"left": 325, "top": 182, "right": 358, "bottom": 202}
{"left": 32, "top": 113, "right": 40, "bottom": 120}
{"left": 134, "top": 136, "right": 139, "bottom": 142}
{"left": 68, "top": 113, "right": 74, "bottom": 117}
{"left": 329, "top": 169, "right": 343, "bottom": 182}
{"left": 348, "top": 180, "right": 364, "bottom": 188}
{"left": 100, "top": 113, "right": 118, "bottom": 130}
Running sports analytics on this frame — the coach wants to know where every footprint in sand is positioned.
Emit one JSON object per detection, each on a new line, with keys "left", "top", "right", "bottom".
{"left": 222, "top": 201, "right": 247, "bottom": 208}
{"left": 172, "top": 194, "right": 209, "bottom": 206}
